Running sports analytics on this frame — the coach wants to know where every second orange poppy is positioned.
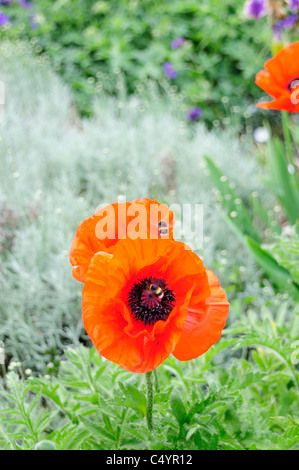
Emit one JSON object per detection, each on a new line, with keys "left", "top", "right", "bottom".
{"left": 255, "top": 40, "right": 299, "bottom": 113}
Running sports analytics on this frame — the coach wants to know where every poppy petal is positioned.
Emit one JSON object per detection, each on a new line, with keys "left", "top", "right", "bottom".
{"left": 255, "top": 69, "right": 285, "bottom": 99}
{"left": 82, "top": 238, "right": 215, "bottom": 373}
{"left": 70, "top": 199, "right": 175, "bottom": 282}
{"left": 255, "top": 41, "right": 299, "bottom": 113}
{"left": 172, "top": 269, "right": 229, "bottom": 361}
{"left": 275, "top": 40, "right": 299, "bottom": 86}
{"left": 256, "top": 90, "right": 299, "bottom": 112}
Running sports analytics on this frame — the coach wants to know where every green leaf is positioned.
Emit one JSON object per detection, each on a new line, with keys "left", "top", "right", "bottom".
{"left": 170, "top": 392, "right": 188, "bottom": 426}
{"left": 245, "top": 236, "right": 299, "bottom": 299}
{"left": 204, "top": 155, "right": 261, "bottom": 242}
{"left": 35, "top": 440, "right": 56, "bottom": 450}
{"left": 119, "top": 383, "right": 147, "bottom": 416}
{"left": 194, "top": 427, "right": 218, "bottom": 450}
{"left": 265, "top": 136, "right": 299, "bottom": 225}
{"left": 79, "top": 416, "right": 115, "bottom": 442}
{"left": 63, "top": 430, "right": 90, "bottom": 450}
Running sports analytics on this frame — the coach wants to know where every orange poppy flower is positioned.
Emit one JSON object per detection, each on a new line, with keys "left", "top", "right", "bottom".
{"left": 255, "top": 40, "right": 299, "bottom": 112}
{"left": 69, "top": 198, "right": 174, "bottom": 282}
{"left": 82, "top": 237, "right": 229, "bottom": 373}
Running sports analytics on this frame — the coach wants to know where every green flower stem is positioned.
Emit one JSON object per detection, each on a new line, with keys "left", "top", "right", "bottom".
{"left": 145, "top": 371, "right": 154, "bottom": 431}
{"left": 281, "top": 111, "right": 296, "bottom": 173}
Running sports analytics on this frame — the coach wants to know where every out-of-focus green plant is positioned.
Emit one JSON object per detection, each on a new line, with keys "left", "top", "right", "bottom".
{"left": 263, "top": 113, "right": 299, "bottom": 226}
{"left": 204, "top": 155, "right": 299, "bottom": 300}
{"left": 267, "top": 227, "right": 299, "bottom": 286}
{"left": 0, "top": 0, "right": 271, "bottom": 123}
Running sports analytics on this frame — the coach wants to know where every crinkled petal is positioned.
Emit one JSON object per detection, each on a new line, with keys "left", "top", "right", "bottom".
{"left": 82, "top": 238, "right": 213, "bottom": 373}
{"left": 256, "top": 90, "right": 299, "bottom": 112}
{"left": 173, "top": 269, "right": 229, "bottom": 361}
{"left": 70, "top": 199, "right": 175, "bottom": 282}
{"left": 255, "top": 69, "right": 285, "bottom": 98}
{"left": 256, "top": 41, "right": 299, "bottom": 113}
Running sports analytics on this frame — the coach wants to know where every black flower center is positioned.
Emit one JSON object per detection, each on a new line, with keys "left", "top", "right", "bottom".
{"left": 288, "top": 78, "right": 299, "bottom": 92}
{"left": 127, "top": 276, "right": 175, "bottom": 326}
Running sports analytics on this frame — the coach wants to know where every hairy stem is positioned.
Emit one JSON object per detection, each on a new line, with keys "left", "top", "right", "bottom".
{"left": 145, "top": 371, "right": 154, "bottom": 431}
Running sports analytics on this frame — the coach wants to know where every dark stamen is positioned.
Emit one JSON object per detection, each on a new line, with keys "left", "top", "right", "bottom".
{"left": 128, "top": 277, "right": 175, "bottom": 326}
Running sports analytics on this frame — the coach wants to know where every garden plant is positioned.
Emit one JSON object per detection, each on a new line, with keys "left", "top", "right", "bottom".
{"left": 0, "top": 0, "right": 298, "bottom": 453}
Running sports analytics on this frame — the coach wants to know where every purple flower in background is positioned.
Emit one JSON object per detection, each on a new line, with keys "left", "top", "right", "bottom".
{"left": 0, "top": 10, "right": 10, "bottom": 25}
{"left": 1, "top": 0, "right": 12, "bottom": 5}
{"left": 162, "top": 62, "right": 177, "bottom": 79}
{"left": 30, "top": 13, "right": 39, "bottom": 29}
{"left": 171, "top": 36, "right": 185, "bottom": 50}
{"left": 275, "top": 13, "right": 298, "bottom": 31}
{"left": 186, "top": 107, "right": 202, "bottom": 121}
{"left": 244, "top": 0, "right": 266, "bottom": 20}
{"left": 288, "top": 0, "right": 299, "bottom": 12}
{"left": 272, "top": 24, "right": 282, "bottom": 41}
{"left": 18, "top": 0, "right": 33, "bottom": 9}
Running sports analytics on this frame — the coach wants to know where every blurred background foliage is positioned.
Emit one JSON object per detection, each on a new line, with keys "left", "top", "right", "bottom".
{"left": 0, "top": 0, "right": 273, "bottom": 125}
